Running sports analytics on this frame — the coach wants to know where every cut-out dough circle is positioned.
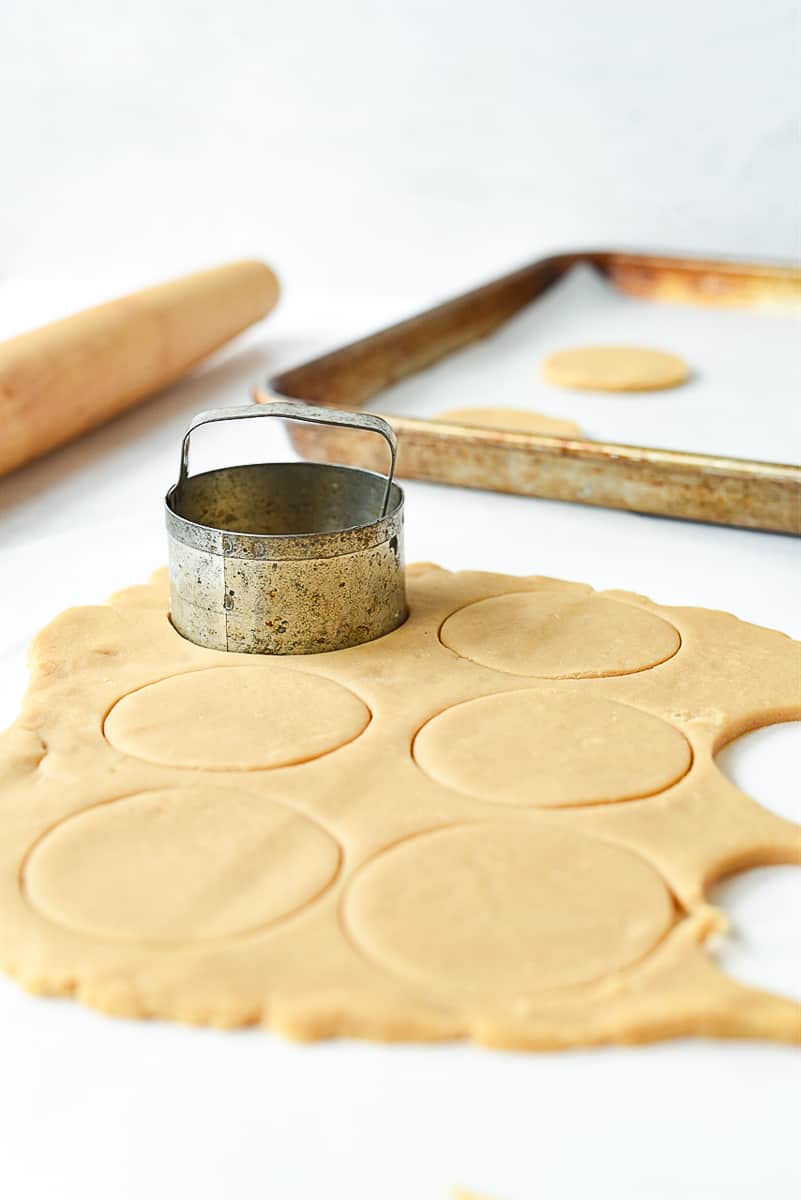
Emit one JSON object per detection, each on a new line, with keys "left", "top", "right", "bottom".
{"left": 542, "top": 345, "right": 689, "bottom": 392}
{"left": 344, "top": 823, "right": 675, "bottom": 993}
{"left": 437, "top": 406, "right": 581, "bottom": 438}
{"left": 414, "top": 690, "right": 692, "bottom": 807}
{"left": 23, "top": 787, "right": 341, "bottom": 942}
{"left": 440, "top": 591, "right": 680, "bottom": 679}
{"left": 104, "top": 665, "right": 370, "bottom": 770}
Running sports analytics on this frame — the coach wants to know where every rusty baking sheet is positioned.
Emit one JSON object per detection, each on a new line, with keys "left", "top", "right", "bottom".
{"left": 259, "top": 251, "right": 801, "bottom": 534}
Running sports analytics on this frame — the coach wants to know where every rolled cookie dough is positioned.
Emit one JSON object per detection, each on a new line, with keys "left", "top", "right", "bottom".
{"left": 437, "top": 406, "right": 581, "bottom": 437}
{"left": 542, "top": 345, "right": 689, "bottom": 392}
{"left": 0, "top": 565, "right": 798, "bottom": 1048}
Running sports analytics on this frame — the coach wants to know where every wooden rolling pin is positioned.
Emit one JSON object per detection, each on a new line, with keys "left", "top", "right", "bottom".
{"left": 0, "top": 259, "right": 279, "bottom": 476}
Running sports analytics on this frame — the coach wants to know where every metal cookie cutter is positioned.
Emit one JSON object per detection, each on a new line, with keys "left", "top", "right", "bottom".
{"left": 165, "top": 400, "right": 407, "bottom": 654}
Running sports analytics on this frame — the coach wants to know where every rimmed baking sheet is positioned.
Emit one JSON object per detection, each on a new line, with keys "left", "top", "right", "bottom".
{"left": 369, "top": 263, "right": 801, "bottom": 465}
{"left": 267, "top": 253, "right": 801, "bottom": 532}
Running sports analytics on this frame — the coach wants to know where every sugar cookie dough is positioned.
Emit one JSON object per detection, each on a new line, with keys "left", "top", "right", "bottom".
{"left": 542, "top": 345, "right": 689, "bottom": 392}
{"left": 437, "top": 406, "right": 581, "bottom": 438}
{"left": 0, "top": 565, "right": 799, "bottom": 1048}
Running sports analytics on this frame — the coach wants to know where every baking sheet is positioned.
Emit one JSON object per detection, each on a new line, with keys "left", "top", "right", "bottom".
{"left": 370, "top": 264, "right": 801, "bottom": 465}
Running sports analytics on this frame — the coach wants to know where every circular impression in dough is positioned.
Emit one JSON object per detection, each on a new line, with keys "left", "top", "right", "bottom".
{"left": 343, "top": 823, "right": 675, "bottom": 994}
{"left": 440, "top": 591, "right": 680, "bottom": 679}
{"left": 542, "top": 345, "right": 689, "bottom": 392}
{"left": 23, "top": 787, "right": 341, "bottom": 943}
{"left": 104, "top": 665, "right": 370, "bottom": 770}
{"left": 414, "top": 690, "right": 691, "bottom": 807}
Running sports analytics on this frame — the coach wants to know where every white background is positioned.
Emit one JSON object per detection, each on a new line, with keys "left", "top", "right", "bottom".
{"left": 1, "top": 3, "right": 800, "bottom": 1198}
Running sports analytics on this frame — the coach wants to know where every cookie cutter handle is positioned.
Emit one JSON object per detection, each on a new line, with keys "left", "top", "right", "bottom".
{"left": 177, "top": 399, "right": 399, "bottom": 517}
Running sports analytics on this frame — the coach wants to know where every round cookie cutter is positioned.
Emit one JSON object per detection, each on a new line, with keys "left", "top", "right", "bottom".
{"left": 165, "top": 400, "right": 407, "bottom": 654}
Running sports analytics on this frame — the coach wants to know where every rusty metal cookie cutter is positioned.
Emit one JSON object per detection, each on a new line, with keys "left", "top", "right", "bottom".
{"left": 165, "top": 400, "right": 407, "bottom": 654}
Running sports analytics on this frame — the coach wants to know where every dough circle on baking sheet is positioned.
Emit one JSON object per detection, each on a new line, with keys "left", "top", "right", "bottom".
{"left": 440, "top": 591, "right": 680, "bottom": 679}
{"left": 414, "top": 690, "right": 691, "bottom": 807}
{"left": 344, "top": 823, "right": 675, "bottom": 993}
{"left": 104, "top": 665, "right": 370, "bottom": 770}
{"left": 437, "top": 406, "right": 581, "bottom": 438}
{"left": 23, "top": 787, "right": 341, "bottom": 942}
{"left": 542, "top": 345, "right": 689, "bottom": 392}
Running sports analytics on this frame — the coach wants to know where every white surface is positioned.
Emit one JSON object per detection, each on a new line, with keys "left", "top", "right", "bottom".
{"left": 2, "top": 2, "right": 801, "bottom": 1197}
{"left": 0, "top": 299, "right": 799, "bottom": 1200}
